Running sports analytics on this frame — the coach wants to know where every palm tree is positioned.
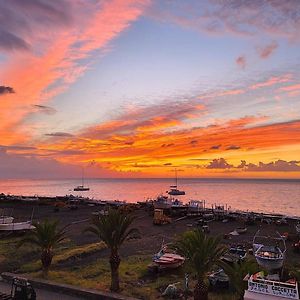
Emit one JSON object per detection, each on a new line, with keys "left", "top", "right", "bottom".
{"left": 220, "top": 259, "right": 259, "bottom": 299}
{"left": 18, "top": 219, "right": 68, "bottom": 276}
{"left": 84, "top": 209, "right": 139, "bottom": 292}
{"left": 174, "top": 229, "right": 226, "bottom": 300}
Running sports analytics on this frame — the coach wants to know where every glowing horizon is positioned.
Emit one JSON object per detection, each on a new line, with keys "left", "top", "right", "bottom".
{"left": 1, "top": 0, "right": 300, "bottom": 179}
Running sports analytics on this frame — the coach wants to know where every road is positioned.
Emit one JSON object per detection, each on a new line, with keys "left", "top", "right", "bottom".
{"left": 0, "top": 280, "right": 84, "bottom": 300}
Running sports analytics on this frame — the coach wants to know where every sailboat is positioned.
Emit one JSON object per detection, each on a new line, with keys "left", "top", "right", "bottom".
{"left": 167, "top": 169, "right": 185, "bottom": 196}
{"left": 74, "top": 167, "right": 90, "bottom": 191}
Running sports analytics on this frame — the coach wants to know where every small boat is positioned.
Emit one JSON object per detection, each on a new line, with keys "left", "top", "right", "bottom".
{"left": 235, "top": 227, "right": 247, "bottom": 234}
{"left": 167, "top": 169, "right": 185, "bottom": 196}
{"left": 188, "top": 200, "right": 205, "bottom": 212}
{"left": 153, "top": 195, "right": 172, "bottom": 209}
{"left": 221, "top": 245, "right": 247, "bottom": 263}
{"left": 74, "top": 185, "right": 89, "bottom": 191}
{"left": 208, "top": 269, "right": 229, "bottom": 288}
{"left": 253, "top": 230, "right": 286, "bottom": 271}
{"left": 74, "top": 167, "right": 89, "bottom": 191}
{"left": 0, "top": 221, "right": 35, "bottom": 231}
{"left": 153, "top": 245, "right": 185, "bottom": 269}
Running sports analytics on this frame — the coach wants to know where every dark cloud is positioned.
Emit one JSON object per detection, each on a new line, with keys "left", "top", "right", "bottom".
{"left": 45, "top": 132, "right": 73, "bottom": 137}
{"left": 257, "top": 41, "right": 278, "bottom": 59}
{"left": 149, "top": 1, "right": 300, "bottom": 41}
{"left": 161, "top": 143, "right": 174, "bottom": 148}
{"left": 0, "top": 0, "right": 73, "bottom": 52}
{"left": 206, "top": 158, "right": 300, "bottom": 172}
{"left": 226, "top": 145, "right": 240, "bottom": 150}
{"left": 210, "top": 144, "right": 221, "bottom": 150}
{"left": 190, "top": 140, "right": 198, "bottom": 145}
{"left": 164, "top": 163, "right": 172, "bottom": 166}
{"left": 0, "top": 86, "right": 15, "bottom": 95}
{"left": 244, "top": 160, "right": 300, "bottom": 172}
{"left": 0, "top": 145, "right": 36, "bottom": 151}
{"left": 206, "top": 158, "right": 234, "bottom": 169}
{"left": 33, "top": 105, "right": 57, "bottom": 115}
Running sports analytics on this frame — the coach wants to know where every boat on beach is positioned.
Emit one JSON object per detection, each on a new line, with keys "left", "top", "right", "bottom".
{"left": 0, "top": 216, "right": 14, "bottom": 224}
{"left": 0, "top": 221, "right": 35, "bottom": 231}
{"left": 152, "top": 245, "right": 185, "bottom": 269}
{"left": 253, "top": 230, "right": 286, "bottom": 271}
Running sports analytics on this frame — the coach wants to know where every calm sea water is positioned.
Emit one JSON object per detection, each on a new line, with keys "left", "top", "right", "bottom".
{"left": 0, "top": 178, "right": 299, "bottom": 217}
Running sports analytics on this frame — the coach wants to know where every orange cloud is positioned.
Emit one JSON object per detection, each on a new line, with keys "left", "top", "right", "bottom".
{"left": 0, "top": 0, "right": 149, "bottom": 145}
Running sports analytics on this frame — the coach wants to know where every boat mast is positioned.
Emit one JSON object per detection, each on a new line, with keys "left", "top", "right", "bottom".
{"left": 82, "top": 167, "right": 84, "bottom": 187}
{"left": 175, "top": 168, "right": 178, "bottom": 187}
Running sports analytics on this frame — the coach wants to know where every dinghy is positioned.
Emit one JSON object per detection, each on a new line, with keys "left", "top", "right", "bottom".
{"left": 153, "top": 245, "right": 185, "bottom": 269}
{"left": 253, "top": 230, "right": 286, "bottom": 271}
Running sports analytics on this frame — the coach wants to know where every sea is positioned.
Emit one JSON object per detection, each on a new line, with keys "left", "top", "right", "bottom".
{"left": 0, "top": 178, "right": 299, "bottom": 217}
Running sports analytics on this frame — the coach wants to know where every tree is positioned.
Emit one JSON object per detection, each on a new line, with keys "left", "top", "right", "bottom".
{"left": 174, "top": 229, "right": 226, "bottom": 300}
{"left": 18, "top": 219, "right": 68, "bottom": 276}
{"left": 84, "top": 209, "right": 139, "bottom": 292}
{"left": 220, "top": 259, "right": 259, "bottom": 299}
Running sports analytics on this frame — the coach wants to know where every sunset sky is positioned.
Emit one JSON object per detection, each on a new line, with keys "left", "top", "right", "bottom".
{"left": 0, "top": 0, "right": 300, "bottom": 179}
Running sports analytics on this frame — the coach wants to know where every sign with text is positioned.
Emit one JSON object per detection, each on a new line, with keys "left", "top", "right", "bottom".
{"left": 248, "top": 278, "right": 299, "bottom": 299}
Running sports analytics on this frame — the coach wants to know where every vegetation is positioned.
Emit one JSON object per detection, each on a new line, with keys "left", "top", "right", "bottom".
{"left": 18, "top": 219, "right": 68, "bottom": 276}
{"left": 174, "top": 229, "right": 226, "bottom": 300}
{"left": 84, "top": 209, "right": 139, "bottom": 292}
{"left": 220, "top": 259, "right": 259, "bottom": 299}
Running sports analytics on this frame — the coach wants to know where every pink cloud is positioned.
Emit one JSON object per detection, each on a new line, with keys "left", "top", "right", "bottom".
{"left": 250, "top": 74, "right": 292, "bottom": 90}
{"left": 257, "top": 41, "right": 278, "bottom": 59}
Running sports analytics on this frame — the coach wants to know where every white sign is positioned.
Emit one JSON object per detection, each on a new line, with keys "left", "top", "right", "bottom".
{"left": 248, "top": 279, "right": 299, "bottom": 299}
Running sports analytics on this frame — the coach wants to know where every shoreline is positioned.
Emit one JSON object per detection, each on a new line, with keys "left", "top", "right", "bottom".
{"left": 1, "top": 193, "right": 300, "bottom": 220}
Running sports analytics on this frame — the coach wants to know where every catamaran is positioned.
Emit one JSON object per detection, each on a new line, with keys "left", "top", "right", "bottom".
{"left": 167, "top": 169, "right": 185, "bottom": 196}
{"left": 74, "top": 167, "right": 90, "bottom": 191}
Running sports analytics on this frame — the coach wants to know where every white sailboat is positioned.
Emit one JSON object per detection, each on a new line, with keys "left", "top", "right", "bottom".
{"left": 74, "top": 167, "right": 90, "bottom": 191}
{"left": 0, "top": 221, "right": 35, "bottom": 231}
{"left": 167, "top": 169, "right": 185, "bottom": 196}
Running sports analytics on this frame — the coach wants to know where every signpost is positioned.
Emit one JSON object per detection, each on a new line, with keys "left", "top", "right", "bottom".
{"left": 247, "top": 275, "right": 299, "bottom": 299}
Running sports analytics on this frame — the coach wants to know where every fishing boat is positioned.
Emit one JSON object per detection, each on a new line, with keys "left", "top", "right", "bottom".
{"left": 0, "top": 221, "right": 35, "bottom": 231}
{"left": 153, "top": 195, "right": 172, "bottom": 209}
{"left": 152, "top": 245, "right": 185, "bottom": 269}
{"left": 167, "top": 169, "right": 185, "bottom": 196}
{"left": 253, "top": 230, "right": 286, "bottom": 271}
{"left": 221, "top": 245, "right": 247, "bottom": 263}
{"left": 74, "top": 167, "right": 89, "bottom": 191}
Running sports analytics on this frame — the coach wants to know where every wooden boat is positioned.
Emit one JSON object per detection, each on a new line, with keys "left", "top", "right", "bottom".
{"left": 253, "top": 230, "right": 286, "bottom": 271}
{"left": 152, "top": 246, "right": 185, "bottom": 269}
{"left": 0, "top": 221, "right": 35, "bottom": 231}
{"left": 221, "top": 245, "right": 247, "bottom": 263}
